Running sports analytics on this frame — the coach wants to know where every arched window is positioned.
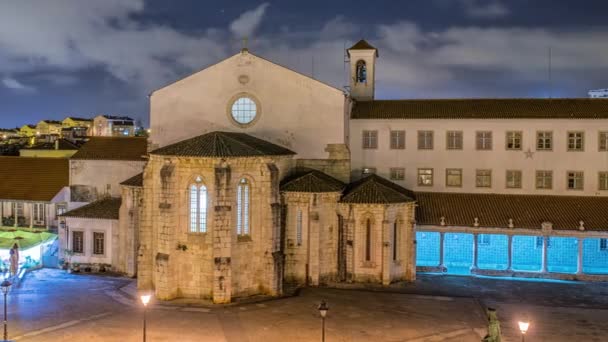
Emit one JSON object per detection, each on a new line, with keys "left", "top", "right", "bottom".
{"left": 236, "top": 178, "right": 250, "bottom": 235}
{"left": 189, "top": 176, "right": 207, "bottom": 233}
{"left": 365, "top": 218, "right": 372, "bottom": 261}
{"left": 356, "top": 60, "right": 367, "bottom": 83}
{"left": 296, "top": 208, "right": 303, "bottom": 246}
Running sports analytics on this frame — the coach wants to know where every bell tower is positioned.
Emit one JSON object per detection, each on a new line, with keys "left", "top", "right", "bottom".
{"left": 347, "top": 40, "right": 378, "bottom": 101}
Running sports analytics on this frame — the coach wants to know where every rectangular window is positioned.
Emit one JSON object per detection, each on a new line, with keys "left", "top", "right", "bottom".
{"left": 362, "top": 130, "right": 378, "bottom": 149}
{"left": 390, "top": 131, "right": 405, "bottom": 149}
{"left": 567, "top": 132, "right": 584, "bottom": 151}
{"left": 33, "top": 203, "right": 45, "bottom": 225}
{"left": 476, "top": 169, "right": 492, "bottom": 188}
{"left": 296, "top": 209, "right": 303, "bottom": 246}
{"left": 12, "top": 202, "right": 24, "bottom": 217}
{"left": 446, "top": 131, "right": 463, "bottom": 150}
{"left": 417, "top": 131, "right": 434, "bottom": 150}
{"left": 599, "top": 172, "right": 608, "bottom": 191}
{"left": 536, "top": 131, "right": 553, "bottom": 150}
{"left": 445, "top": 169, "right": 462, "bottom": 187}
{"left": 476, "top": 131, "right": 493, "bottom": 150}
{"left": 599, "top": 132, "right": 608, "bottom": 151}
{"left": 56, "top": 203, "right": 67, "bottom": 216}
{"left": 567, "top": 171, "right": 584, "bottom": 190}
{"left": 361, "top": 167, "right": 377, "bottom": 175}
{"left": 93, "top": 232, "right": 105, "bottom": 255}
{"left": 506, "top": 170, "right": 522, "bottom": 189}
{"left": 390, "top": 168, "right": 405, "bottom": 181}
{"left": 600, "top": 238, "right": 608, "bottom": 251}
{"left": 536, "top": 170, "right": 553, "bottom": 189}
{"left": 417, "top": 168, "right": 433, "bottom": 186}
{"left": 506, "top": 131, "right": 522, "bottom": 150}
{"left": 72, "top": 231, "right": 84, "bottom": 254}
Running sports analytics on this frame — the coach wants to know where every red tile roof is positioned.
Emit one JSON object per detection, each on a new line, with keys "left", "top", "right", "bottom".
{"left": 71, "top": 137, "right": 147, "bottom": 161}
{"left": 352, "top": 98, "right": 608, "bottom": 119}
{"left": 416, "top": 192, "right": 608, "bottom": 231}
{"left": 0, "top": 157, "right": 69, "bottom": 201}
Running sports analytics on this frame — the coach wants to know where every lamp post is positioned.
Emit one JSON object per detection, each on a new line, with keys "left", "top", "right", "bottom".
{"left": 518, "top": 320, "right": 530, "bottom": 342}
{"left": 1, "top": 280, "right": 11, "bottom": 341}
{"left": 140, "top": 294, "right": 151, "bottom": 342}
{"left": 318, "top": 300, "right": 329, "bottom": 342}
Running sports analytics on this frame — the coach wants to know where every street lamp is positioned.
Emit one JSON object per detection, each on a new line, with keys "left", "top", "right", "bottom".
{"left": 140, "top": 294, "right": 151, "bottom": 342}
{"left": 1, "top": 280, "right": 11, "bottom": 341}
{"left": 318, "top": 300, "right": 329, "bottom": 342}
{"left": 518, "top": 320, "right": 530, "bottom": 342}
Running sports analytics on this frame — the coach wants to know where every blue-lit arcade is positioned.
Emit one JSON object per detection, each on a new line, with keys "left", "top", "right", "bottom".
{"left": 416, "top": 231, "right": 608, "bottom": 277}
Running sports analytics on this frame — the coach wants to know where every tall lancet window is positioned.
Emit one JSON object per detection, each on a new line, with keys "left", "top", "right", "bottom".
{"left": 356, "top": 60, "right": 367, "bottom": 83}
{"left": 296, "top": 208, "right": 303, "bottom": 246}
{"left": 189, "top": 176, "right": 207, "bottom": 233}
{"left": 237, "top": 178, "right": 250, "bottom": 236}
{"left": 365, "top": 218, "right": 372, "bottom": 261}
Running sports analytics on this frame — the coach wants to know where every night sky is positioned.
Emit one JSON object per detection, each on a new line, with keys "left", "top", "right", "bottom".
{"left": 1, "top": 0, "right": 608, "bottom": 128}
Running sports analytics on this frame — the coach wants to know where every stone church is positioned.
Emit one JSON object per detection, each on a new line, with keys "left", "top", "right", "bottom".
{"left": 64, "top": 39, "right": 607, "bottom": 304}
{"left": 126, "top": 41, "right": 417, "bottom": 303}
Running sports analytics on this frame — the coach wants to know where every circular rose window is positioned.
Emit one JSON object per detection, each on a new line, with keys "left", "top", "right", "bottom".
{"left": 231, "top": 96, "right": 257, "bottom": 125}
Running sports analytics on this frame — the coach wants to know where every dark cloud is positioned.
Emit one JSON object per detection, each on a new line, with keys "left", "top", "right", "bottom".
{"left": 0, "top": 0, "right": 607, "bottom": 127}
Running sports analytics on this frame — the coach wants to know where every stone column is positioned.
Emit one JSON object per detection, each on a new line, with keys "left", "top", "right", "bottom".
{"left": 381, "top": 219, "right": 391, "bottom": 286}
{"left": 507, "top": 235, "right": 513, "bottom": 271}
{"left": 345, "top": 218, "right": 355, "bottom": 282}
{"left": 577, "top": 237, "right": 584, "bottom": 275}
{"left": 309, "top": 211, "right": 320, "bottom": 286}
{"left": 439, "top": 232, "right": 445, "bottom": 270}
{"left": 541, "top": 236, "right": 548, "bottom": 273}
{"left": 212, "top": 165, "right": 233, "bottom": 304}
{"left": 471, "top": 233, "right": 478, "bottom": 271}
{"left": 13, "top": 202, "right": 17, "bottom": 228}
{"left": 29, "top": 203, "right": 34, "bottom": 228}
{"left": 46, "top": 203, "right": 52, "bottom": 229}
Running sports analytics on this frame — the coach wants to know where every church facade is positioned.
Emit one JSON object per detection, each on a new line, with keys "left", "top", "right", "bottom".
{"left": 94, "top": 40, "right": 608, "bottom": 304}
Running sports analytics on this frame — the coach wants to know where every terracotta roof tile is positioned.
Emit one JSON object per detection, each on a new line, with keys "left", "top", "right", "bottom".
{"left": 120, "top": 173, "right": 143, "bottom": 187}
{"left": 0, "top": 157, "right": 69, "bottom": 201}
{"left": 341, "top": 174, "right": 415, "bottom": 204}
{"left": 351, "top": 99, "right": 608, "bottom": 120}
{"left": 281, "top": 170, "right": 345, "bottom": 193}
{"left": 415, "top": 192, "right": 608, "bottom": 231}
{"left": 71, "top": 137, "right": 147, "bottom": 160}
{"left": 151, "top": 131, "right": 295, "bottom": 158}
{"left": 61, "top": 197, "right": 121, "bottom": 220}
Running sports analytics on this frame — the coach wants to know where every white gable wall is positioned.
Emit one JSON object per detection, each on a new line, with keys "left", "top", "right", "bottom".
{"left": 150, "top": 51, "right": 347, "bottom": 159}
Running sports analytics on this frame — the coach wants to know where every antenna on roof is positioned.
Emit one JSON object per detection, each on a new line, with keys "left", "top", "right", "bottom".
{"left": 343, "top": 41, "right": 351, "bottom": 91}
{"left": 241, "top": 36, "right": 249, "bottom": 52}
{"left": 311, "top": 56, "right": 315, "bottom": 79}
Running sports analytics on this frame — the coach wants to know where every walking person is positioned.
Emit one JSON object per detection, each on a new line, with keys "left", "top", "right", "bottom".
{"left": 9, "top": 244, "right": 19, "bottom": 278}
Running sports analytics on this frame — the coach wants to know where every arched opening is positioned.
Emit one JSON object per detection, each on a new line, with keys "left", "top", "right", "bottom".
{"left": 356, "top": 60, "right": 367, "bottom": 83}
{"left": 189, "top": 176, "right": 207, "bottom": 233}
{"left": 236, "top": 178, "right": 250, "bottom": 236}
{"left": 365, "top": 218, "right": 372, "bottom": 261}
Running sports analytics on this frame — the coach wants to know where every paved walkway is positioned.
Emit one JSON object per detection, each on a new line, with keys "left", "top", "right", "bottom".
{"left": 6, "top": 269, "right": 608, "bottom": 341}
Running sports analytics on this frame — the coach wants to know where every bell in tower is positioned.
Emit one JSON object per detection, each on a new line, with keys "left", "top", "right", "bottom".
{"left": 347, "top": 39, "right": 378, "bottom": 101}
